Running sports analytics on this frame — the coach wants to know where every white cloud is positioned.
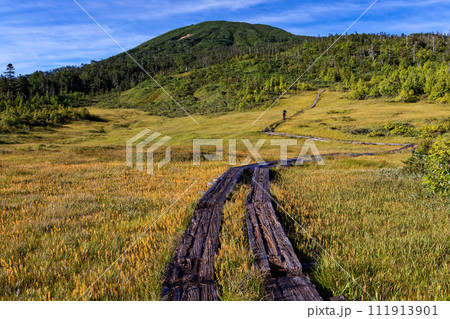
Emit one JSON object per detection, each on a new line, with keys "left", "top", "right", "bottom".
{"left": 0, "top": 22, "right": 154, "bottom": 74}
{"left": 1, "top": 0, "right": 449, "bottom": 74}
{"left": 244, "top": 1, "right": 366, "bottom": 26}
{"left": 376, "top": 0, "right": 450, "bottom": 9}
{"left": 85, "top": 0, "right": 276, "bottom": 21}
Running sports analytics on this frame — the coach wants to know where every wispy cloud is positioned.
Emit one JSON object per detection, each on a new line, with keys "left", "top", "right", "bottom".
{"left": 245, "top": 1, "right": 363, "bottom": 26}
{"left": 74, "top": 0, "right": 276, "bottom": 21}
{"left": 0, "top": 22, "right": 152, "bottom": 74}
{"left": 376, "top": 0, "right": 450, "bottom": 9}
{"left": 0, "top": 0, "right": 275, "bottom": 74}
{"left": 1, "top": 0, "right": 448, "bottom": 74}
{"left": 245, "top": 0, "right": 449, "bottom": 36}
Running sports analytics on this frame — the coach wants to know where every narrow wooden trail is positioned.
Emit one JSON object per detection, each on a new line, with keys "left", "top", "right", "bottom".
{"left": 263, "top": 90, "right": 325, "bottom": 133}
{"left": 263, "top": 89, "right": 416, "bottom": 149}
{"left": 161, "top": 90, "right": 416, "bottom": 301}
{"left": 162, "top": 167, "right": 244, "bottom": 300}
{"left": 246, "top": 167, "right": 322, "bottom": 300}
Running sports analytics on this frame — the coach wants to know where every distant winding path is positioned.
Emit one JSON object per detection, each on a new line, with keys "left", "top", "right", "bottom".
{"left": 263, "top": 89, "right": 416, "bottom": 151}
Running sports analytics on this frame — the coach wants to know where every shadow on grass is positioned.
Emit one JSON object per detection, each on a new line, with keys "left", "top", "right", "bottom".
{"left": 268, "top": 169, "right": 334, "bottom": 301}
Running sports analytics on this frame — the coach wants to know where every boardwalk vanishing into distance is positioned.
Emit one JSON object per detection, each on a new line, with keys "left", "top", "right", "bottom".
{"left": 162, "top": 91, "right": 417, "bottom": 301}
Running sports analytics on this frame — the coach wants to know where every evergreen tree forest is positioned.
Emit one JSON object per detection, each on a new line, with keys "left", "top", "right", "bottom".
{"left": 1, "top": 21, "right": 449, "bottom": 130}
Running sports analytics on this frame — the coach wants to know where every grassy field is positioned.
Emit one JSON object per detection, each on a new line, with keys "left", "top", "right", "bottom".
{"left": 0, "top": 146, "right": 229, "bottom": 300}
{"left": 271, "top": 162, "right": 449, "bottom": 301}
{"left": 0, "top": 91, "right": 448, "bottom": 300}
{"left": 278, "top": 91, "right": 450, "bottom": 144}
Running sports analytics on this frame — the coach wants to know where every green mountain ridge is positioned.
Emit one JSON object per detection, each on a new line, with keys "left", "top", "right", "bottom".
{"left": 90, "top": 20, "right": 302, "bottom": 88}
{"left": 126, "top": 21, "right": 299, "bottom": 55}
{"left": 1, "top": 21, "right": 449, "bottom": 131}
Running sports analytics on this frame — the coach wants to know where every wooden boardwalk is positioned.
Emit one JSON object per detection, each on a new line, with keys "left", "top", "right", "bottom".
{"left": 162, "top": 167, "right": 244, "bottom": 300}
{"left": 161, "top": 90, "right": 416, "bottom": 301}
{"left": 162, "top": 165, "right": 322, "bottom": 301}
{"left": 246, "top": 167, "right": 322, "bottom": 301}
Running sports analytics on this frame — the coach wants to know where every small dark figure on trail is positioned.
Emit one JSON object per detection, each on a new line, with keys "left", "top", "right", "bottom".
{"left": 282, "top": 110, "right": 287, "bottom": 121}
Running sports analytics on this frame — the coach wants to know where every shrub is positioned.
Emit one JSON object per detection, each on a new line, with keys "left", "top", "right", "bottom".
{"left": 396, "top": 89, "right": 419, "bottom": 102}
{"left": 384, "top": 122, "right": 417, "bottom": 137}
{"left": 423, "top": 136, "right": 450, "bottom": 196}
{"left": 367, "top": 129, "right": 387, "bottom": 137}
{"left": 347, "top": 127, "right": 372, "bottom": 135}
{"left": 297, "top": 81, "right": 317, "bottom": 91}
{"left": 419, "top": 118, "right": 450, "bottom": 139}
{"left": 350, "top": 79, "right": 369, "bottom": 100}
{"left": 403, "top": 139, "right": 433, "bottom": 175}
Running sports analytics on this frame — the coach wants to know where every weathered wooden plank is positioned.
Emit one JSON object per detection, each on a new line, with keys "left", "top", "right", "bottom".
{"left": 246, "top": 167, "right": 322, "bottom": 301}
{"left": 246, "top": 202, "right": 272, "bottom": 273}
{"left": 267, "top": 276, "right": 322, "bottom": 301}
{"left": 247, "top": 167, "right": 303, "bottom": 276}
{"left": 162, "top": 167, "right": 244, "bottom": 301}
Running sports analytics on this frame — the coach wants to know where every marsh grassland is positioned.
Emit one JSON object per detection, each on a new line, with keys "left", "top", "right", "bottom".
{"left": 1, "top": 91, "right": 448, "bottom": 300}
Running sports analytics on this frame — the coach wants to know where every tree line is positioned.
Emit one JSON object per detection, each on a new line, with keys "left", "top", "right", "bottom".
{"left": 1, "top": 31, "right": 449, "bottom": 129}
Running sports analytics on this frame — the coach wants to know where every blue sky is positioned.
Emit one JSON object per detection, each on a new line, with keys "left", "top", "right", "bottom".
{"left": 1, "top": 0, "right": 449, "bottom": 75}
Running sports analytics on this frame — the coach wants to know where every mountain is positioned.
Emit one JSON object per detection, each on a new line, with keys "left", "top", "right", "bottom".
{"left": 89, "top": 21, "right": 302, "bottom": 90}
{"left": 126, "top": 20, "right": 300, "bottom": 56}
{"left": 1, "top": 21, "right": 449, "bottom": 131}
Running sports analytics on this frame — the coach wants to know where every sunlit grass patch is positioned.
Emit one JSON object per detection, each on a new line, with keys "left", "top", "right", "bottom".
{"left": 271, "top": 162, "right": 449, "bottom": 300}
{"left": 0, "top": 147, "right": 226, "bottom": 300}
{"left": 215, "top": 183, "right": 266, "bottom": 300}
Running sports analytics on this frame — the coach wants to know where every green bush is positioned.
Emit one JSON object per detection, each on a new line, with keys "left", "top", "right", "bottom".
{"left": 297, "top": 81, "right": 317, "bottom": 91}
{"left": 348, "top": 127, "right": 372, "bottom": 135}
{"left": 0, "top": 96, "right": 93, "bottom": 132}
{"left": 350, "top": 79, "right": 369, "bottom": 100}
{"left": 384, "top": 122, "right": 417, "bottom": 137}
{"left": 403, "top": 139, "right": 433, "bottom": 175}
{"left": 423, "top": 136, "right": 450, "bottom": 196}
{"left": 419, "top": 118, "right": 450, "bottom": 138}
{"left": 367, "top": 129, "right": 387, "bottom": 137}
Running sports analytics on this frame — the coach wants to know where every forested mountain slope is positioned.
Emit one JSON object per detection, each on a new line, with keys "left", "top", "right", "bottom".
{"left": 1, "top": 21, "right": 449, "bottom": 130}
